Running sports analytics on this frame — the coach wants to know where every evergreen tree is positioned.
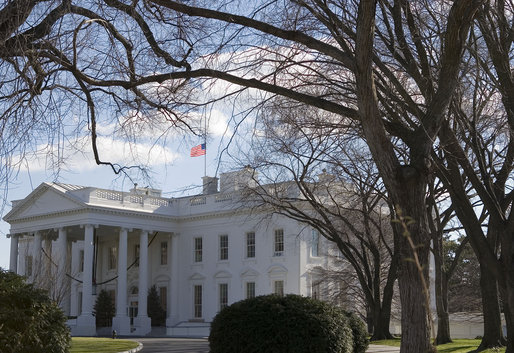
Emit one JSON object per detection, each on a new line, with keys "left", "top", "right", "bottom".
{"left": 147, "top": 285, "right": 166, "bottom": 326}
{"left": 93, "top": 289, "right": 115, "bottom": 327}
{"left": 0, "top": 268, "right": 70, "bottom": 353}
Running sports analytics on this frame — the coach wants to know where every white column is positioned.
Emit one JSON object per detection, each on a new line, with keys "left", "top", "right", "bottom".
{"left": 76, "top": 224, "right": 96, "bottom": 335}
{"left": 135, "top": 230, "right": 151, "bottom": 335}
{"left": 113, "top": 228, "right": 130, "bottom": 335}
{"left": 9, "top": 234, "right": 18, "bottom": 273}
{"left": 167, "top": 233, "right": 180, "bottom": 326}
{"left": 70, "top": 241, "right": 79, "bottom": 317}
{"left": 32, "top": 231, "right": 42, "bottom": 280}
{"left": 54, "top": 228, "right": 69, "bottom": 314}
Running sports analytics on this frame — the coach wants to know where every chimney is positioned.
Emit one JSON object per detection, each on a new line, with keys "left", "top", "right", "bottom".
{"left": 220, "top": 166, "right": 258, "bottom": 192}
{"left": 202, "top": 176, "right": 219, "bottom": 194}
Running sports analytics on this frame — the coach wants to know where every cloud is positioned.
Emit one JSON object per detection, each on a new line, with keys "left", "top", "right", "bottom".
{"left": 14, "top": 134, "right": 180, "bottom": 173}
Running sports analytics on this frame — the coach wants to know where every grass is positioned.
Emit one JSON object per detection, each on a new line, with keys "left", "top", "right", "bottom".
{"left": 70, "top": 337, "right": 139, "bottom": 353}
{"left": 371, "top": 338, "right": 505, "bottom": 353}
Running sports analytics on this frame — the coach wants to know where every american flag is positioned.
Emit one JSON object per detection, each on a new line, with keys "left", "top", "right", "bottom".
{"left": 190, "top": 143, "right": 206, "bottom": 157}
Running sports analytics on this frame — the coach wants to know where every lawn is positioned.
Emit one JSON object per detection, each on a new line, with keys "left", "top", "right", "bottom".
{"left": 70, "top": 337, "right": 140, "bottom": 353}
{"left": 372, "top": 338, "right": 505, "bottom": 352}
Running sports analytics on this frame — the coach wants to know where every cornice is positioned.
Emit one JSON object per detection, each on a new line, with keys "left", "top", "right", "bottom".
{"left": 7, "top": 205, "right": 175, "bottom": 225}
{"left": 6, "top": 191, "right": 277, "bottom": 229}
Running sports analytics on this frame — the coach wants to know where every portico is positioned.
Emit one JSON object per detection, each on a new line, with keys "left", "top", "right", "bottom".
{"left": 5, "top": 183, "right": 177, "bottom": 336}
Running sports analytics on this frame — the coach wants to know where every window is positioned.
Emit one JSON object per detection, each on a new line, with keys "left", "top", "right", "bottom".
{"left": 79, "top": 250, "right": 84, "bottom": 272}
{"left": 246, "top": 282, "right": 256, "bottom": 299}
{"left": 134, "top": 244, "right": 140, "bottom": 267}
{"left": 219, "top": 235, "right": 228, "bottom": 261}
{"left": 194, "top": 238, "right": 203, "bottom": 262}
{"left": 194, "top": 285, "right": 202, "bottom": 318}
{"left": 274, "top": 280, "right": 284, "bottom": 296}
{"left": 311, "top": 281, "right": 321, "bottom": 300}
{"left": 219, "top": 283, "right": 228, "bottom": 310}
{"left": 311, "top": 229, "right": 320, "bottom": 257}
{"left": 108, "top": 246, "right": 117, "bottom": 270}
{"left": 160, "top": 242, "right": 168, "bottom": 265}
{"left": 246, "top": 232, "right": 255, "bottom": 258}
{"left": 25, "top": 255, "right": 33, "bottom": 276}
{"left": 274, "top": 229, "right": 284, "bottom": 256}
{"left": 159, "top": 287, "right": 167, "bottom": 313}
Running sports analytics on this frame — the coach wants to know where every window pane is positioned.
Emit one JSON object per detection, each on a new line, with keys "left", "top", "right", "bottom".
{"left": 246, "top": 232, "right": 255, "bottom": 258}
{"left": 312, "top": 281, "right": 320, "bottom": 300}
{"left": 159, "top": 287, "right": 167, "bottom": 313}
{"left": 274, "top": 280, "right": 284, "bottom": 296}
{"left": 246, "top": 282, "right": 255, "bottom": 299}
{"left": 109, "top": 247, "right": 117, "bottom": 270}
{"left": 311, "top": 229, "right": 319, "bottom": 257}
{"left": 274, "top": 229, "right": 284, "bottom": 256}
{"left": 160, "top": 242, "right": 168, "bottom": 265}
{"left": 219, "top": 283, "right": 228, "bottom": 310}
{"left": 25, "top": 256, "right": 33, "bottom": 276}
{"left": 194, "top": 285, "right": 202, "bottom": 318}
{"left": 194, "top": 238, "right": 202, "bottom": 262}
{"left": 219, "top": 235, "right": 228, "bottom": 260}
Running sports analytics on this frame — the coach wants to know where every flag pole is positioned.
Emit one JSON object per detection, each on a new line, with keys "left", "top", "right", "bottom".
{"left": 204, "top": 114, "right": 207, "bottom": 177}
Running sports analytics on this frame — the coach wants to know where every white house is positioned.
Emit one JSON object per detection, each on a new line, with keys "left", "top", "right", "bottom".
{"left": 4, "top": 169, "right": 335, "bottom": 337}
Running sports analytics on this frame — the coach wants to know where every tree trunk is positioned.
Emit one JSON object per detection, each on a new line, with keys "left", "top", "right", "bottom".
{"left": 366, "top": 305, "right": 374, "bottom": 335}
{"left": 371, "top": 306, "right": 394, "bottom": 340}
{"left": 504, "top": 279, "right": 514, "bottom": 353}
{"left": 371, "top": 250, "right": 398, "bottom": 341}
{"left": 394, "top": 174, "right": 436, "bottom": 353}
{"left": 397, "top": 238, "right": 434, "bottom": 353}
{"left": 435, "top": 270, "right": 452, "bottom": 345}
{"left": 478, "top": 264, "right": 505, "bottom": 350}
{"left": 432, "top": 223, "right": 452, "bottom": 345}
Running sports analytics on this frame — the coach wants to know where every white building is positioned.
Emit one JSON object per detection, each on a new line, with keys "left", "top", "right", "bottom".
{"left": 4, "top": 169, "right": 334, "bottom": 337}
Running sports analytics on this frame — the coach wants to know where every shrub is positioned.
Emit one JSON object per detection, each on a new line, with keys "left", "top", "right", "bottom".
{"left": 209, "top": 294, "right": 365, "bottom": 353}
{"left": 0, "top": 268, "right": 71, "bottom": 353}
{"left": 345, "top": 311, "right": 369, "bottom": 353}
{"left": 93, "top": 289, "right": 115, "bottom": 327}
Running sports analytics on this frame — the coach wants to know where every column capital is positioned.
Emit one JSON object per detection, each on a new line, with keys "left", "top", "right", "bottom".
{"left": 119, "top": 227, "right": 133, "bottom": 233}
{"left": 53, "top": 227, "right": 67, "bottom": 232}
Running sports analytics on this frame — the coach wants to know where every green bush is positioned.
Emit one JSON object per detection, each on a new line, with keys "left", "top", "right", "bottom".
{"left": 0, "top": 268, "right": 71, "bottom": 353}
{"left": 345, "top": 311, "right": 369, "bottom": 353}
{"left": 209, "top": 294, "right": 367, "bottom": 353}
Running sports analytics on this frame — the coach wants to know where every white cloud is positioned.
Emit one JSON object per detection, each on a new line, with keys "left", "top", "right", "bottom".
{"left": 14, "top": 134, "right": 179, "bottom": 173}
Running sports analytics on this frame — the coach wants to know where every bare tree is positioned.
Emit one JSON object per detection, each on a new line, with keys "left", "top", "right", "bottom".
{"left": 0, "top": 2, "right": 491, "bottom": 352}
{"left": 238, "top": 110, "right": 398, "bottom": 340}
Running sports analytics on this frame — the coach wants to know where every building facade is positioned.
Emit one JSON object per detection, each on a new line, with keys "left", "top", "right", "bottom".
{"left": 4, "top": 170, "right": 334, "bottom": 337}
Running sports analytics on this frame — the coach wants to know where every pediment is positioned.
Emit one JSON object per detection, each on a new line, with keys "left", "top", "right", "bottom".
{"left": 214, "top": 270, "right": 232, "bottom": 279}
{"left": 189, "top": 272, "right": 206, "bottom": 280}
{"left": 267, "top": 264, "right": 288, "bottom": 275}
{"left": 240, "top": 268, "right": 260, "bottom": 278}
{"left": 4, "top": 183, "right": 85, "bottom": 221}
